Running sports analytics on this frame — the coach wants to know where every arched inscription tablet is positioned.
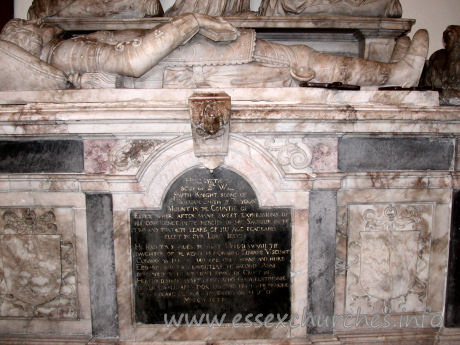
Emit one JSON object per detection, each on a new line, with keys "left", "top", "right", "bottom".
{"left": 131, "top": 167, "right": 291, "bottom": 324}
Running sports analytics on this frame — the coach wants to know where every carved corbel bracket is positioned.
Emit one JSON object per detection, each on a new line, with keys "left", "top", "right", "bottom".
{"left": 189, "top": 92, "right": 231, "bottom": 171}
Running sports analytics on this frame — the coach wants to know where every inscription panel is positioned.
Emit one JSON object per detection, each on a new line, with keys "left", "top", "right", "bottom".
{"left": 131, "top": 168, "right": 291, "bottom": 324}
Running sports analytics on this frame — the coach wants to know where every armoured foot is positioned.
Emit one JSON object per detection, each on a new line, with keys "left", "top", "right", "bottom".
{"left": 385, "top": 29, "right": 429, "bottom": 87}
{"left": 390, "top": 35, "right": 411, "bottom": 62}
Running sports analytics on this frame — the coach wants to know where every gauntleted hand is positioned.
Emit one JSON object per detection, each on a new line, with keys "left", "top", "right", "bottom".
{"left": 192, "top": 13, "right": 239, "bottom": 42}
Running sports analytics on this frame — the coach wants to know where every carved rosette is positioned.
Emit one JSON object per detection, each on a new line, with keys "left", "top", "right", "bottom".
{"left": 0, "top": 208, "right": 78, "bottom": 319}
{"left": 189, "top": 92, "right": 231, "bottom": 170}
{"left": 344, "top": 204, "right": 432, "bottom": 315}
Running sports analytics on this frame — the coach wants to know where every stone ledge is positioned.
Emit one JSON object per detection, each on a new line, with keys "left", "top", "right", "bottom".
{"left": 438, "top": 328, "right": 460, "bottom": 345}
{"left": 0, "top": 335, "right": 91, "bottom": 345}
{"left": 44, "top": 16, "right": 414, "bottom": 34}
{"left": 0, "top": 88, "right": 439, "bottom": 107}
{"left": 336, "top": 328, "right": 439, "bottom": 344}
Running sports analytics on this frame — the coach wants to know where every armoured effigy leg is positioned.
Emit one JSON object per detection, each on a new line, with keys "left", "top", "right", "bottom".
{"left": 48, "top": 13, "right": 238, "bottom": 78}
{"left": 254, "top": 29, "right": 428, "bottom": 87}
{"left": 0, "top": 39, "right": 69, "bottom": 91}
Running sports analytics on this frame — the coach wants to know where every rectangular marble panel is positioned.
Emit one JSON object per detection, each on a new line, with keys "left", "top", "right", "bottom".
{"left": 86, "top": 194, "right": 119, "bottom": 338}
{"left": 307, "top": 190, "right": 337, "bottom": 334}
{"left": 445, "top": 190, "right": 460, "bottom": 327}
{"left": 338, "top": 137, "right": 454, "bottom": 172}
{"left": 0, "top": 140, "right": 84, "bottom": 173}
{"left": 345, "top": 203, "right": 433, "bottom": 315}
{"left": 0, "top": 208, "right": 78, "bottom": 319}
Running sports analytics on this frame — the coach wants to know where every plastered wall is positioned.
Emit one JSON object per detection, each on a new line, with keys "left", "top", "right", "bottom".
{"left": 13, "top": 0, "right": 460, "bottom": 56}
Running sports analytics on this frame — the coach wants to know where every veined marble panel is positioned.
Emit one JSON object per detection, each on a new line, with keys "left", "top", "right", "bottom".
{"left": 335, "top": 188, "right": 451, "bottom": 333}
{"left": 345, "top": 203, "right": 432, "bottom": 315}
{"left": 0, "top": 193, "right": 91, "bottom": 337}
{"left": 0, "top": 208, "right": 78, "bottom": 319}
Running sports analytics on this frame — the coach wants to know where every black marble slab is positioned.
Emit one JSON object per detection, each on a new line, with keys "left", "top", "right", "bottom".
{"left": 307, "top": 190, "right": 337, "bottom": 334}
{"left": 0, "top": 140, "right": 84, "bottom": 173}
{"left": 445, "top": 190, "right": 460, "bottom": 327}
{"left": 86, "top": 194, "right": 119, "bottom": 337}
{"left": 338, "top": 137, "right": 454, "bottom": 172}
{"left": 131, "top": 167, "right": 291, "bottom": 324}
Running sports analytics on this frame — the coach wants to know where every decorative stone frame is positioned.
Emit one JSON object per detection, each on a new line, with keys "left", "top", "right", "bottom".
{"left": 0, "top": 192, "right": 92, "bottom": 338}
{"left": 334, "top": 188, "right": 451, "bottom": 332}
{"left": 112, "top": 135, "right": 310, "bottom": 341}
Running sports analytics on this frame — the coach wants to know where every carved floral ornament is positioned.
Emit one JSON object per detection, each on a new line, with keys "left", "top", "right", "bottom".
{"left": 110, "top": 139, "right": 166, "bottom": 171}
{"left": 362, "top": 205, "right": 420, "bottom": 231}
{"left": 1, "top": 208, "right": 57, "bottom": 234}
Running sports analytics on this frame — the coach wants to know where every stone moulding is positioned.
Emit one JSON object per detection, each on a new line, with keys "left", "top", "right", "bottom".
{"left": 43, "top": 15, "right": 414, "bottom": 33}
{"left": 0, "top": 88, "right": 439, "bottom": 106}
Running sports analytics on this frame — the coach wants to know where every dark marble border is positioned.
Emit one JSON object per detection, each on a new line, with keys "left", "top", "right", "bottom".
{"left": 307, "top": 190, "right": 337, "bottom": 334}
{"left": 445, "top": 190, "right": 460, "bottom": 327}
{"left": 338, "top": 137, "right": 454, "bottom": 172}
{"left": 0, "top": 140, "right": 84, "bottom": 173}
{"left": 86, "top": 194, "right": 119, "bottom": 337}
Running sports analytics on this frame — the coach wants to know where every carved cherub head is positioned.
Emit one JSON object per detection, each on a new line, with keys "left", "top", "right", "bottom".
{"left": 443, "top": 25, "right": 460, "bottom": 52}
{"left": 0, "top": 19, "right": 63, "bottom": 57}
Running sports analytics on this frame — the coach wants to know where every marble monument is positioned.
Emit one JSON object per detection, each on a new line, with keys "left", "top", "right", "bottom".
{"left": 0, "top": 1, "right": 458, "bottom": 345}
